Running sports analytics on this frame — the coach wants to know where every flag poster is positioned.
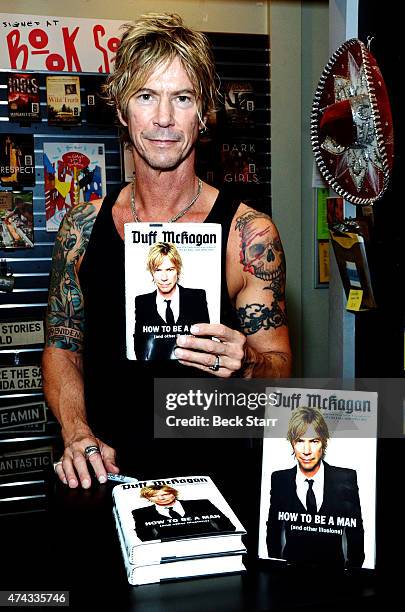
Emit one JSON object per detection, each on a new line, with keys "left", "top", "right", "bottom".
{"left": 43, "top": 142, "right": 106, "bottom": 232}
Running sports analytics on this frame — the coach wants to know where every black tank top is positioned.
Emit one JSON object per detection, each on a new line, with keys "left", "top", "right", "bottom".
{"left": 79, "top": 187, "right": 242, "bottom": 470}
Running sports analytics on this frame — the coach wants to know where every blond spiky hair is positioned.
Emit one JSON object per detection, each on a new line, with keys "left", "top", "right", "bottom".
{"left": 103, "top": 13, "right": 219, "bottom": 143}
{"left": 146, "top": 242, "right": 182, "bottom": 278}
{"left": 287, "top": 407, "right": 330, "bottom": 455}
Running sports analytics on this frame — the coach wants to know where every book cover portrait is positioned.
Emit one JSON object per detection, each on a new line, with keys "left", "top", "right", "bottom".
{"left": 258, "top": 389, "right": 377, "bottom": 570}
{"left": 124, "top": 223, "right": 221, "bottom": 361}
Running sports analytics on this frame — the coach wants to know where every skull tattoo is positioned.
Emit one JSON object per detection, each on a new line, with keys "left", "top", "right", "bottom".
{"left": 235, "top": 210, "right": 286, "bottom": 301}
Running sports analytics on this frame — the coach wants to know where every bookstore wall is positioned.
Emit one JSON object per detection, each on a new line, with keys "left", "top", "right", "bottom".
{"left": 0, "top": 30, "right": 270, "bottom": 505}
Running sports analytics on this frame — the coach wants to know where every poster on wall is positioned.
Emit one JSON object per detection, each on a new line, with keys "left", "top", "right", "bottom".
{"left": 43, "top": 142, "right": 106, "bottom": 232}
{"left": 86, "top": 81, "right": 115, "bottom": 125}
{"left": 222, "top": 81, "right": 255, "bottom": 129}
{"left": 7, "top": 73, "right": 41, "bottom": 122}
{"left": 258, "top": 387, "right": 378, "bottom": 570}
{"left": 0, "top": 134, "right": 35, "bottom": 187}
{"left": 220, "top": 140, "right": 259, "bottom": 185}
{"left": 0, "top": 190, "right": 34, "bottom": 249}
{"left": 46, "top": 75, "right": 81, "bottom": 125}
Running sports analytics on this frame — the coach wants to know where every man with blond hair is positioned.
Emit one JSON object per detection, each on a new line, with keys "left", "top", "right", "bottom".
{"left": 132, "top": 484, "right": 235, "bottom": 541}
{"left": 134, "top": 242, "right": 210, "bottom": 360}
{"left": 266, "top": 407, "right": 364, "bottom": 567}
{"left": 43, "top": 13, "right": 291, "bottom": 488}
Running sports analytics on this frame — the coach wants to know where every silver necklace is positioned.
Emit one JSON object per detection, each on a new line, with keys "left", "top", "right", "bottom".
{"left": 130, "top": 177, "right": 202, "bottom": 223}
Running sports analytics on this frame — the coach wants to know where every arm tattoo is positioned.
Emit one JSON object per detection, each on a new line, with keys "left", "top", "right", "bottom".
{"left": 235, "top": 209, "right": 286, "bottom": 300}
{"left": 46, "top": 203, "right": 97, "bottom": 351}
{"left": 237, "top": 303, "right": 287, "bottom": 335}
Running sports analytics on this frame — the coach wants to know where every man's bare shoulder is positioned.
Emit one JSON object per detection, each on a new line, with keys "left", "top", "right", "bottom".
{"left": 225, "top": 200, "right": 291, "bottom": 376}
{"left": 232, "top": 203, "right": 280, "bottom": 236}
{"left": 228, "top": 202, "right": 286, "bottom": 299}
{"left": 227, "top": 203, "right": 283, "bottom": 276}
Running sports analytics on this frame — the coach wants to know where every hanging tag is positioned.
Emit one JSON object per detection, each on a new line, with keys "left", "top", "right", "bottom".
{"left": 346, "top": 289, "right": 363, "bottom": 311}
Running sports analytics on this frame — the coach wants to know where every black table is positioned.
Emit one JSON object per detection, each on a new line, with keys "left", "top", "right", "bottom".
{"left": 0, "top": 475, "right": 383, "bottom": 612}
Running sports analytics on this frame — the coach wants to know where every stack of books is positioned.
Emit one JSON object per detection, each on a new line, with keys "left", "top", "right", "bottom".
{"left": 112, "top": 474, "right": 246, "bottom": 585}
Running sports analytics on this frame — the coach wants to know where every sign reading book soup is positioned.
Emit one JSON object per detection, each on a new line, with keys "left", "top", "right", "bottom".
{"left": 0, "top": 13, "right": 122, "bottom": 73}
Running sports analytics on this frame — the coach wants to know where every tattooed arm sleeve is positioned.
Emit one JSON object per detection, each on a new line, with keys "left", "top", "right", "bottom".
{"left": 234, "top": 208, "right": 292, "bottom": 378}
{"left": 42, "top": 203, "right": 98, "bottom": 443}
{"left": 45, "top": 203, "right": 97, "bottom": 350}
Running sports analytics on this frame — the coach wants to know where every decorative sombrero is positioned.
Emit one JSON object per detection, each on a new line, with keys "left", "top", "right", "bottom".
{"left": 311, "top": 39, "right": 394, "bottom": 205}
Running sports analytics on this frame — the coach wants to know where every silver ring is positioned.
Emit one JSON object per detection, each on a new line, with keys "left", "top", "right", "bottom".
{"left": 209, "top": 354, "right": 220, "bottom": 372}
{"left": 53, "top": 460, "right": 62, "bottom": 472}
{"left": 84, "top": 445, "right": 100, "bottom": 458}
